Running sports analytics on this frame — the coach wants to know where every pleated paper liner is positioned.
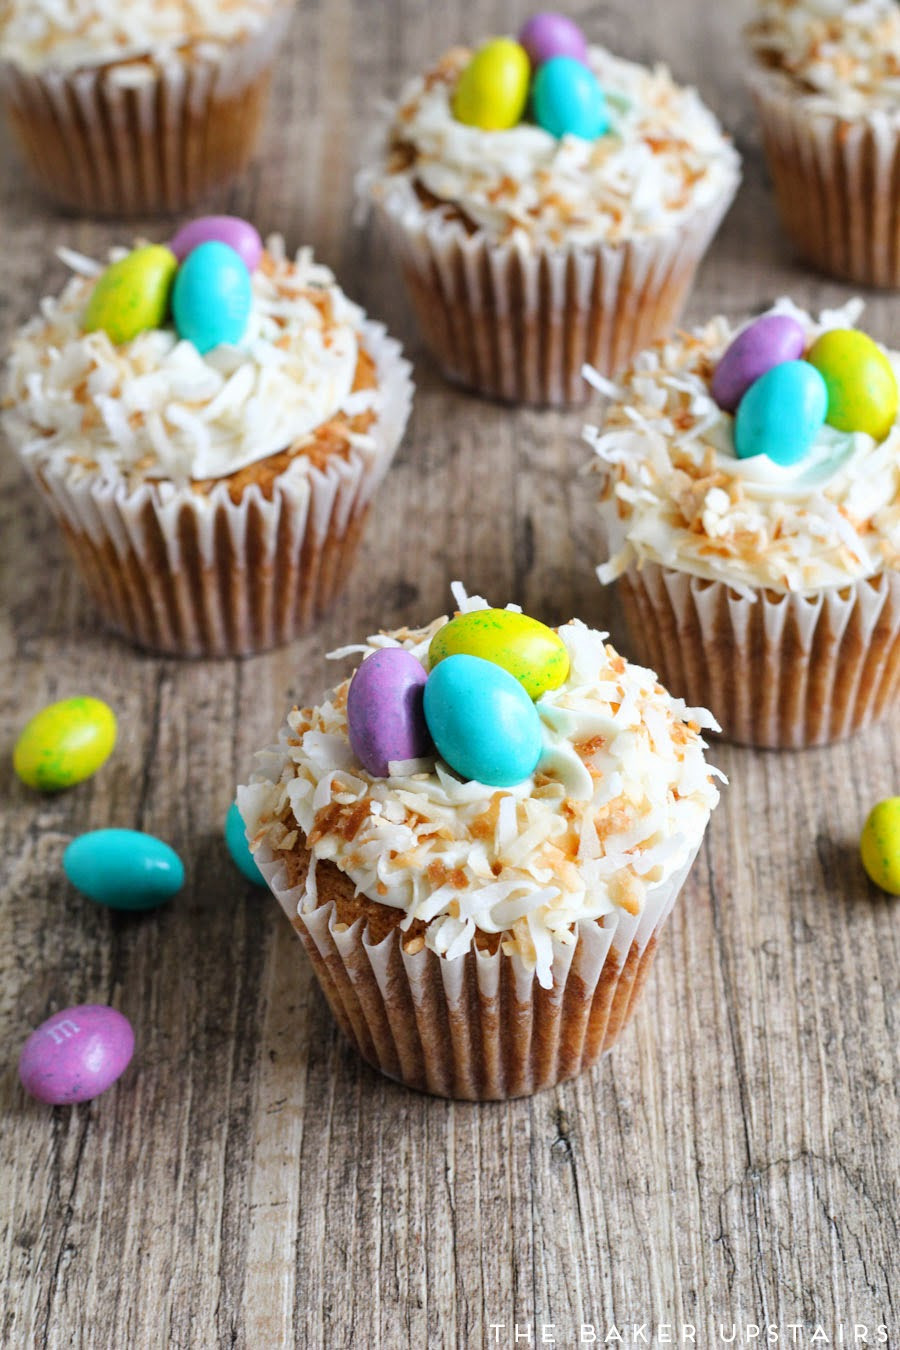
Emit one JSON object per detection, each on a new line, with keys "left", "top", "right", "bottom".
{"left": 368, "top": 176, "right": 737, "bottom": 407}
{"left": 0, "top": 4, "right": 291, "bottom": 216}
{"left": 748, "top": 64, "right": 900, "bottom": 289}
{"left": 19, "top": 321, "right": 413, "bottom": 658}
{"left": 617, "top": 562, "right": 900, "bottom": 749}
{"left": 244, "top": 828, "right": 702, "bottom": 1101}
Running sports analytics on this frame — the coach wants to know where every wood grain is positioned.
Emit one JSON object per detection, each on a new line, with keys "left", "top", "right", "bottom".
{"left": 1, "top": 1, "right": 898, "bottom": 1347}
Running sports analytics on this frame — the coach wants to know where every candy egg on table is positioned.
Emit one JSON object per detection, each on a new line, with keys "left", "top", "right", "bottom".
{"left": 531, "top": 54, "right": 608, "bottom": 140}
{"left": 172, "top": 240, "right": 253, "bottom": 354}
{"left": 19, "top": 1004, "right": 134, "bottom": 1105}
{"left": 711, "top": 313, "right": 806, "bottom": 413}
{"left": 423, "top": 653, "right": 543, "bottom": 787}
{"left": 452, "top": 38, "right": 531, "bottom": 131}
{"left": 83, "top": 245, "right": 177, "bottom": 345}
{"left": 428, "top": 609, "right": 569, "bottom": 699}
{"left": 225, "top": 802, "right": 267, "bottom": 885}
{"left": 733, "top": 360, "right": 828, "bottom": 466}
{"left": 518, "top": 12, "right": 588, "bottom": 67}
{"left": 63, "top": 828, "right": 185, "bottom": 911}
{"left": 347, "top": 647, "right": 431, "bottom": 778}
{"left": 13, "top": 696, "right": 117, "bottom": 792}
{"left": 860, "top": 797, "right": 900, "bottom": 895}
{"left": 169, "top": 216, "right": 264, "bottom": 271}
{"left": 806, "top": 329, "right": 899, "bottom": 442}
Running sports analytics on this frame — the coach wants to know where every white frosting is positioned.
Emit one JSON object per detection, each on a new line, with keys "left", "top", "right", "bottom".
{"left": 368, "top": 44, "right": 740, "bottom": 248}
{"left": 240, "top": 586, "right": 721, "bottom": 990}
{"left": 3, "top": 237, "right": 379, "bottom": 486}
{"left": 0, "top": 0, "right": 279, "bottom": 73}
{"left": 747, "top": 0, "right": 900, "bottom": 116}
{"left": 585, "top": 299, "right": 900, "bottom": 595}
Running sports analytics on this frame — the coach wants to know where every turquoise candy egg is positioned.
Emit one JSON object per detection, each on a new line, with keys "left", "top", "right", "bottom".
{"left": 63, "top": 828, "right": 185, "bottom": 911}
{"left": 423, "top": 654, "right": 543, "bottom": 787}
{"left": 172, "top": 240, "right": 252, "bottom": 354}
{"left": 733, "top": 360, "right": 828, "bottom": 466}
{"left": 531, "top": 55, "right": 608, "bottom": 140}
{"left": 225, "top": 802, "right": 267, "bottom": 886}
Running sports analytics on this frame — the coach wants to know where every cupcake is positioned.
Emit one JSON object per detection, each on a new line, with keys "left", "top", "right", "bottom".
{"left": 237, "top": 585, "right": 721, "bottom": 1100}
{"left": 586, "top": 299, "right": 900, "bottom": 748}
{"left": 2, "top": 219, "right": 413, "bottom": 657}
{"left": 359, "top": 12, "right": 740, "bottom": 407}
{"left": 746, "top": 0, "right": 900, "bottom": 288}
{"left": 0, "top": 0, "right": 291, "bottom": 215}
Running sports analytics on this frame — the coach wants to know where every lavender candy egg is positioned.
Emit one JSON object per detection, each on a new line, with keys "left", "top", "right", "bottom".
{"left": 518, "top": 12, "right": 588, "bottom": 67}
{"left": 19, "top": 1005, "right": 134, "bottom": 1105}
{"left": 169, "top": 215, "right": 263, "bottom": 272}
{"left": 347, "top": 648, "right": 432, "bottom": 778}
{"left": 711, "top": 313, "right": 806, "bottom": 414}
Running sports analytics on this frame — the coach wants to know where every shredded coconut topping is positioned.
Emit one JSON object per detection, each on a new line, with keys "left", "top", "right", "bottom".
{"left": 3, "top": 236, "right": 380, "bottom": 486}
{"left": 239, "top": 589, "right": 721, "bottom": 989}
{"left": 365, "top": 44, "right": 739, "bottom": 248}
{"left": 0, "top": 0, "right": 280, "bottom": 73}
{"left": 747, "top": 0, "right": 900, "bottom": 116}
{"left": 585, "top": 299, "right": 900, "bottom": 594}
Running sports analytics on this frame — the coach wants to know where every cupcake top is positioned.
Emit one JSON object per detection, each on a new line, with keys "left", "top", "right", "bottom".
{"left": 586, "top": 299, "right": 900, "bottom": 594}
{"left": 0, "top": 0, "right": 280, "bottom": 74}
{"left": 367, "top": 29, "right": 739, "bottom": 249}
{"left": 239, "top": 586, "right": 721, "bottom": 989}
{"left": 747, "top": 0, "right": 900, "bottom": 116}
{"left": 3, "top": 222, "right": 383, "bottom": 491}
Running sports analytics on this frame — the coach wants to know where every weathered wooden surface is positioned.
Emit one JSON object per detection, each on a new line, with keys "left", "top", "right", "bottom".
{"left": 1, "top": 2, "right": 898, "bottom": 1347}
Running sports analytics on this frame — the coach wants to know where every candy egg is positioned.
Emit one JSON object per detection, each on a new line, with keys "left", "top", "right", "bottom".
{"left": 347, "top": 648, "right": 431, "bottom": 778}
{"left": 225, "top": 802, "right": 267, "bottom": 885}
{"left": 453, "top": 38, "right": 530, "bottom": 131}
{"left": 13, "top": 697, "right": 117, "bottom": 792}
{"left": 711, "top": 313, "right": 806, "bottom": 413}
{"left": 518, "top": 12, "right": 588, "bottom": 67}
{"left": 860, "top": 797, "right": 900, "bottom": 895}
{"left": 531, "top": 54, "right": 608, "bottom": 140}
{"left": 83, "top": 244, "right": 177, "bottom": 345}
{"left": 734, "top": 360, "right": 828, "bottom": 466}
{"left": 429, "top": 609, "right": 569, "bottom": 700}
{"left": 63, "top": 828, "right": 185, "bottom": 911}
{"left": 423, "top": 654, "right": 543, "bottom": 787}
{"left": 806, "top": 329, "right": 899, "bottom": 442}
{"left": 172, "top": 240, "right": 253, "bottom": 354}
{"left": 169, "top": 215, "right": 263, "bottom": 271}
{"left": 19, "top": 1004, "right": 134, "bottom": 1105}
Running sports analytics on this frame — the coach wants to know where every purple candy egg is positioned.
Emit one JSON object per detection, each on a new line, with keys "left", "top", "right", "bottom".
{"left": 169, "top": 215, "right": 263, "bottom": 271}
{"left": 518, "top": 12, "right": 588, "bottom": 67}
{"left": 19, "top": 1004, "right": 134, "bottom": 1105}
{"left": 711, "top": 313, "right": 806, "bottom": 413}
{"left": 347, "top": 648, "right": 432, "bottom": 778}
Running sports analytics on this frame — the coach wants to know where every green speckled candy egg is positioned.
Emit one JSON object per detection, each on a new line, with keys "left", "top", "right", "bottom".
{"left": 83, "top": 245, "right": 178, "bottom": 345}
{"left": 806, "top": 329, "right": 899, "bottom": 442}
{"left": 13, "top": 697, "right": 117, "bottom": 792}
{"left": 428, "top": 609, "right": 569, "bottom": 700}
{"left": 860, "top": 797, "right": 900, "bottom": 895}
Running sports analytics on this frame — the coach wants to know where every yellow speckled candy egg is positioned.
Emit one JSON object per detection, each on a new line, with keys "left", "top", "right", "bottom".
{"left": 13, "top": 697, "right": 117, "bottom": 792}
{"left": 806, "top": 328, "right": 899, "bottom": 442}
{"left": 83, "top": 244, "right": 178, "bottom": 346}
{"left": 860, "top": 797, "right": 900, "bottom": 895}
{"left": 428, "top": 609, "right": 569, "bottom": 700}
{"left": 452, "top": 38, "right": 530, "bottom": 131}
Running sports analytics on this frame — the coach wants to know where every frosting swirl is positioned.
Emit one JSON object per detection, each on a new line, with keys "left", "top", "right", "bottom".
{"left": 586, "top": 300, "right": 900, "bottom": 594}
{"left": 239, "top": 587, "right": 721, "bottom": 990}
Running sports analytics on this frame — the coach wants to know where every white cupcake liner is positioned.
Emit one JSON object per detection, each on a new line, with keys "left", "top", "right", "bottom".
{"left": 617, "top": 562, "right": 900, "bottom": 748}
{"left": 244, "top": 826, "right": 702, "bottom": 1101}
{"left": 367, "top": 175, "right": 738, "bottom": 407}
{"left": 17, "top": 320, "right": 413, "bottom": 657}
{"left": 0, "top": 6, "right": 290, "bottom": 215}
{"left": 748, "top": 64, "right": 900, "bottom": 289}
